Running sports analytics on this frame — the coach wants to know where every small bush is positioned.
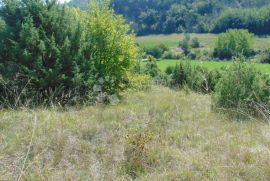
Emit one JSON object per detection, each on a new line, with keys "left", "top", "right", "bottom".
{"left": 144, "top": 56, "right": 161, "bottom": 77}
{"left": 191, "top": 37, "right": 200, "bottom": 48}
{"left": 165, "top": 66, "right": 175, "bottom": 75}
{"left": 158, "top": 44, "right": 169, "bottom": 52}
{"left": 213, "top": 61, "right": 270, "bottom": 119}
{"left": 144, "top": 46, "right": 163, "bottom": 59}
{"left": 258, "top": 49, "right": 270, "bottom": 64}
{"left": 213, "top": 29, "right": 254, "bottom": 60}
{"left": 169, "top": 61, "right": 220, "bottom": 93}
{"left": 179, "top": 34, "right": 191, "bottom": 55}
{"left": 162, "top": 51, "right": 182, "bottom": 59}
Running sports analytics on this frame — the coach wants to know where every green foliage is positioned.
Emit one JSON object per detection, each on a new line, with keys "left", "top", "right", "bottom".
{"left": 144, "top": 44, "right": 168, "bottom": 59}
{"left": 144, "top": 56, "right": 161, "bottom": 77}
{"left": 0, "top": 0, "right": 137, "bottom": 107}
{"left": 84, "top": 0, "right": 137, "bottom": 94}
{"left": 213, "top": 6, "right": 270, "bottom": 35}
{"left": 213, "top": 29, "right": 254, "bottom": 60}
{"left": 213, "top": 61, "right": 270, "bottom": 118}
{"left": 179, "top": 34, "right": 191, "bottom": 55}
{"left": 70, "top": 0, "right": 270, "bottom": 35}
{"left": 162, "top": 51, "right": 182, "bottom": 60}
{"left": 258, "top": 49, "right": 270, "bottom": 64}
{"left": 0, "top": 0, "right": 89, "bottom": 105}
{"left": 169, "top": 61, "right": 221, "bottom": 93}
{"left": 144, "top": 46, "right": 163, "bottom": 59}
{"left": 0, "top": 17, "right": 5, "bottom": 32}
{"left": 191, "top": 37, "right": 200, "bottom": 48}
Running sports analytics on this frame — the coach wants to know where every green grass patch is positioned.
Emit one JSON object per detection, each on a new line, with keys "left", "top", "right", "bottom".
{"left": 136, "top": 33, "right": 270, "bottom": 50}
{"left": 141, "top": 59, "right": 270, "bottom": 73}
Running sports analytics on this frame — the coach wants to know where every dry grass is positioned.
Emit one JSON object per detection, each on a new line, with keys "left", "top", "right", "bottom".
{"left": 1, "top": 86, "right": 270, "bottom": 180}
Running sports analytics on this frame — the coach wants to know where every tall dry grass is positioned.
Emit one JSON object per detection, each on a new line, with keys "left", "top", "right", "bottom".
{"left": 0, "top": 86, "right": 270, "bottom": 180}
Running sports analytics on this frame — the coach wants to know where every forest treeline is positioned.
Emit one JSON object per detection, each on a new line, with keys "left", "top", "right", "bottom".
{"left": 69, "top": 0, "right": 270, "bottom": 35}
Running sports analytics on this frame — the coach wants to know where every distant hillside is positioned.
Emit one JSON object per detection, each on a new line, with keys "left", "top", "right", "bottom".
{"left": 68, "top": 0, "right": 270, "bottom": 35}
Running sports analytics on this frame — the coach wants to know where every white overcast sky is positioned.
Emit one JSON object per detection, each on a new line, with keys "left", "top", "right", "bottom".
{"left": 59, "top": 0, "right": 71, "bottom": 4}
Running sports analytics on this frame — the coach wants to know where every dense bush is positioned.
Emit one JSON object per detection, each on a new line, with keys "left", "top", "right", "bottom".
{"left": 168, "top": 61, "right": 221, "bottom": 93}
{"left": 213, "top": 61, "right": 270, "bottom": 119}
{"left": 191, "top": 37, "right": 200, "bottom": 48}
{"left": 258, "top": 49, "right": 270, "bottom": 64}
{"left": 143, "top": 56, "right": 161, "bottom": 77}
{"left": 144, "top": 44, "right": 168, "bottom": 59}
{"left": 0, "top": 0, "right": 137, "bottom": 107}
{"left": 179, "top": 34, "right": 191, "bottom": 55}
{"left": 141, "top": 56, "right": 170, "bottom": 86}
{"left": 213, "top": 29, "right": 253, "bottom": 60}
{"left": 85, "top": 1, "right": 137, "bottom": 94}
{"left": 162, "top": 51, "right": 182, "bottom": 60}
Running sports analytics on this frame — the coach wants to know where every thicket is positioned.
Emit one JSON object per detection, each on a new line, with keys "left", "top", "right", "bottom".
{"left": 166, "top": 61, "right": 221, "bottom": 93}
{"left": 0, "top": 0, "right": 137, "bottom": 107}
{"left": 258, "top": 49, "right": 270, "bottom": 64}
{"left": 163, "top": 60, "right": 270, "bottom": 120}
{"left": 143, "top": 44, "right": 169, "bottom": 59}
{"left": 213, "top": 29, "right": 253, "bottom": 60}
{"left": 213, "top": 61, "right": 270, "bottom": 120}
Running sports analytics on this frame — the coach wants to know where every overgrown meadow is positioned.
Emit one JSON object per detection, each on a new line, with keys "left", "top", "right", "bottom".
{"left": 1, "top": 0, "right": 270, "bottom": 180}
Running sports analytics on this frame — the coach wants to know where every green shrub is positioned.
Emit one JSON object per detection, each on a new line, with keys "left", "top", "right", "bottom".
{"left": 169, "top": 61, "right": 220, "bottom": 93}
{"left": 191, "top": 37, "right": 200, "bottom": 48}
{"left": 165, "top": 66, "right": 175, "bottom": 75}
{"left": 0, "top": 17, "right": 5, "bottom": 33}
{"left": 158, "top": 44, "right": 169, "bottom": 52}
{"left": 179, "top": 34, "right": 191, "bottom": 55}
{"left": 258, "top": 49, "right": 270, "bottom": 64}
{"left": 144, "top": 46, "right": 163, "bottom": 59}
{"left": 213, "top": 29, "right": 254, "bottom": 60}
{"left": 85, "top": 1, "right": 137, "bottom": 95}
{"left": 144, "top": 56, "right": 161, "bottom": 77}
{"left": 213, "top": 61, "right": 270, "bottom": 119}
{"left": 0, "top": 0, "right": 137, "bottom": 107}
{"left": 162, "top": 51, "right": 182, "bottom": 59}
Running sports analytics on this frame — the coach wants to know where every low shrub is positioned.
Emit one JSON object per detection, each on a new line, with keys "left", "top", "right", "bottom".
{"left": 191, "top": 37, "right": 200, "bottom": 48}
{"left": 169, "top": 61, "right": 221, "bottom": 93}
{"left": 162, "top": 51, "right": 183, "bottom": 59}
{"left": 144, "top": 56, "right": 161, "bottom": 77}
{"left": 179, "top": 34, "right": 191, "bottom": 55}
{"left": 165, "top": 66, "right": 175, "bottom": 75}
{"left": 213, "top": 29, "right": 254, "bottom": 60}
{"left": 144, "top": 44, "right": 168, "bottom": 59}
{"left": 258, "top": 49, "right": 270, "bottom": 64}
{"left": 213, "top": 61, "right": 270, "bottom": 119}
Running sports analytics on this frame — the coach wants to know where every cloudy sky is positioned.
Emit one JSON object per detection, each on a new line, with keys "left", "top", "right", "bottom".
{"left": 58, "top": 0, "right": 71, "bottom": 4}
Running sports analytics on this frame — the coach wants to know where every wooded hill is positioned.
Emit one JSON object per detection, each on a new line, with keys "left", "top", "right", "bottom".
{"left": 69, "top": 0, "right": 270, "bottom": 35}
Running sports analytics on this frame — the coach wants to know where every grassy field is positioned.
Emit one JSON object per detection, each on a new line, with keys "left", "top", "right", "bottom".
{"left": 137, "top": 33, "right": 270, "bottom": 50}
{"left": 1, "top": 86, "right": 270, "bottom": 180}
{"left": 142, "top": 59, "right": 270, "bottom": 73}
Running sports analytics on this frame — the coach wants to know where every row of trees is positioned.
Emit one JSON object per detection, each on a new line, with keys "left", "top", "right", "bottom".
{"left": 69, "top": 0, "right": 270, "bottom": 35}
{"left": 0, "top": 0, "right": 137, "bottom": 106}
{"left": 213, "top": 6, "right": 270, "bottom": 34}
